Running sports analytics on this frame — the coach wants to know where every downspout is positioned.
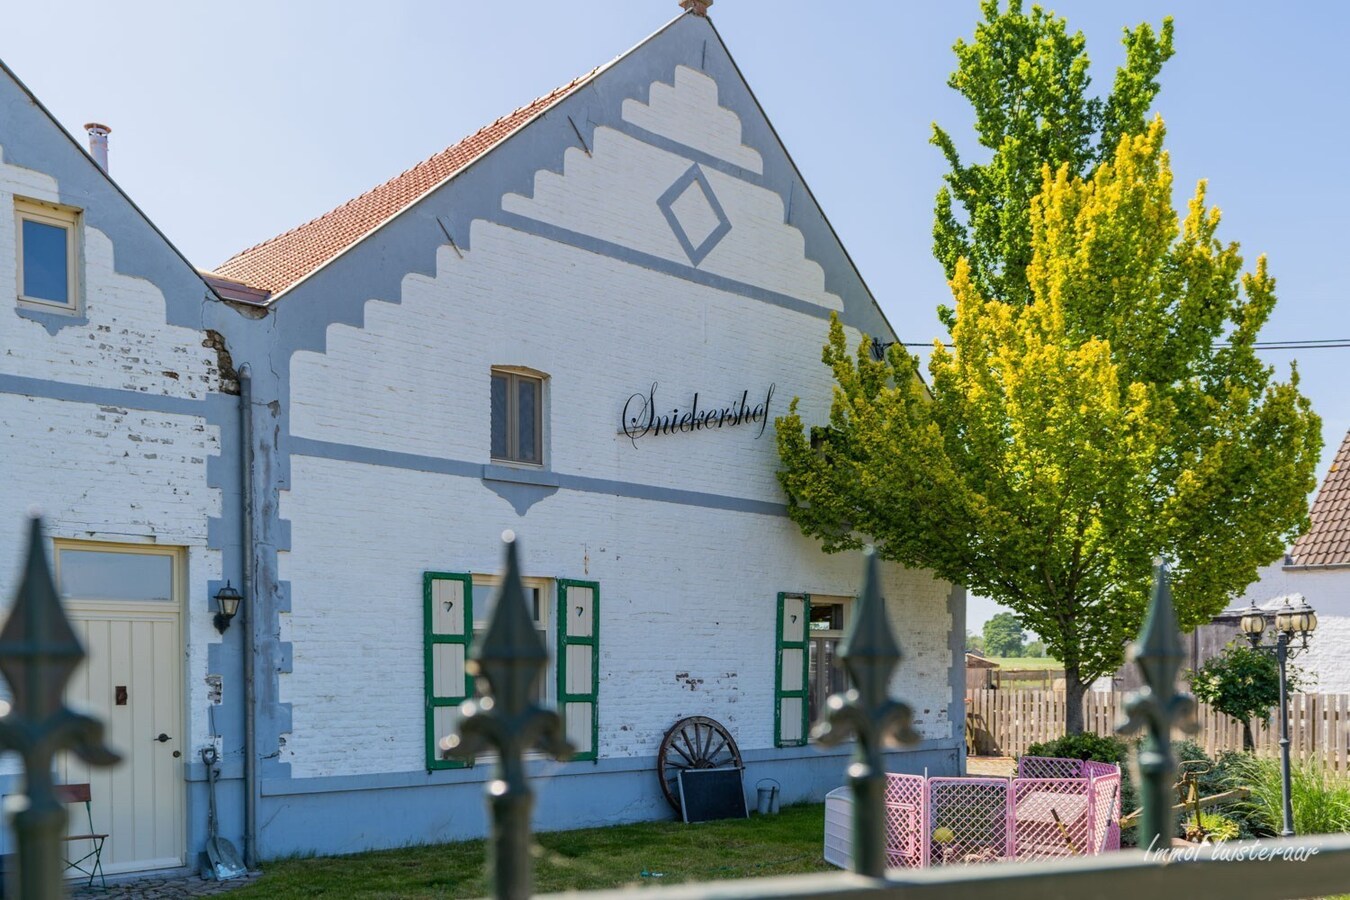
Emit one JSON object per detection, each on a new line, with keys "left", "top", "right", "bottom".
{"left": 239, "top": 363, "right": 259, "bottom": 868}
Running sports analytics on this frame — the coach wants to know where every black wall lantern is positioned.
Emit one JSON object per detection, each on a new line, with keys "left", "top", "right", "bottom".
{"left": 214, "top": 582, "right": 243, "bottom": 634}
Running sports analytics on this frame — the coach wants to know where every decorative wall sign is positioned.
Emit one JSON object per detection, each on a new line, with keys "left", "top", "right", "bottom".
{"left": 622, "top": 382, "right": 775, "bottom": 447}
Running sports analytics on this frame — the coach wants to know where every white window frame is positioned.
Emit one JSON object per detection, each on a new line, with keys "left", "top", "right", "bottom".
{"left": 807, "top": 595, "right": 853, "bottom": 727}
{"left": 51, "top": 539, "right": 184, "bottom": 609}
{"left": 490, "top": 367, "right": 546, "bottom": 467}
{"left": 471, "top": 573, "right": 554, "bottom": 705}
{"left": 15, "top": 198, "right": 80, "bottom": 314}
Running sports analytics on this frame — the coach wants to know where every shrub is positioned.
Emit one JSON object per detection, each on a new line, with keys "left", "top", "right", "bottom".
{"left": 1023, "top": 733, "right": 1137, "bottom": 829}
{"left": 1226, "top": 754, "right": 1350, "bottom": 836}
{"left": 1025, "top": 733, "right": 1128, "bottom": 765}
{"left": 1181, "top": 811, "right": 1240, "bottom": 842}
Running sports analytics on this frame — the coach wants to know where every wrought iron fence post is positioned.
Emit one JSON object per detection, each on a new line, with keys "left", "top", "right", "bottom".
{"left": 1117, "top": 560, "right": 1197, "bottom": 855}
{"left": 814, "top": 547, "right": 919, "bottom": 878}
{"left": 0, "top": 517, "right": 120, "bottom": 899}
{"left": 440, "top": 533, "right": 571, "bottom": 900}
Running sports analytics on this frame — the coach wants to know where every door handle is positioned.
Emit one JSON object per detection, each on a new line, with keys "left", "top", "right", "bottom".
{"left": 154, "top": 733, "right": 172, "bottom": 743}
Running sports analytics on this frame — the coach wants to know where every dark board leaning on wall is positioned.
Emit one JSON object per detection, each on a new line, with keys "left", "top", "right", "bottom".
{"left": 678, "top": 768, "right": 749, "bottom": 823}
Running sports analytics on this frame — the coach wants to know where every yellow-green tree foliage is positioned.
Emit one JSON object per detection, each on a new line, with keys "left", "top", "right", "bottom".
{"left": 778, "top": 120, "right": 1320, "bottom": 730}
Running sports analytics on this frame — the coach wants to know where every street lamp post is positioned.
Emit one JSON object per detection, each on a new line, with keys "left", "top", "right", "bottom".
{"left": 1239, "top": 594, "right": 1318, "bottom": 837}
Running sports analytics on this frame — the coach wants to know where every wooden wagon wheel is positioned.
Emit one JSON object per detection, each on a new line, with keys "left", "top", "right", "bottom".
{"left": 657, "top": 715, "right": 743, "bottom": 813}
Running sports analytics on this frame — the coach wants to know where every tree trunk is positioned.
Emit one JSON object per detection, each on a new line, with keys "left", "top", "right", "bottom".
{"left": 1064, "top": 665, "right": 1087, "bottom": 734}
{"left": 1242, "top": 720, "right": 1255, "bottom": 752}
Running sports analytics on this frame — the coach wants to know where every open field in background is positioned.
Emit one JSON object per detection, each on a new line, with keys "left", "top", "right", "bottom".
{"left": 983, "top": 657, "right": 1062, "bottom": 670}
{"left": 229, "top": 805, "right": 832, "bottom": 899}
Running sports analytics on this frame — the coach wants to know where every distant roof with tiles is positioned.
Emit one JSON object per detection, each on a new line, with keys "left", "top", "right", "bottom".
{"left": 1289, "top": 429, "right": 1350, "bottom": 566}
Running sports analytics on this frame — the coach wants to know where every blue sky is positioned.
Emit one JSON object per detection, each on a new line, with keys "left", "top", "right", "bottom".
{"left": 4, "top": 1, "right": 1346, "bottom": 632}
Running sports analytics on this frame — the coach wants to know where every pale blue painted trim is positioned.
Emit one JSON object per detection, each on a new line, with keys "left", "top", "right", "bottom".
{"left": 481, "top": 463, "right": 560, "bottom": 487}
{"left": 607, "top": 118, "right": 765, "bottom": 185}
{"left": 14, "top": 305, "right": 88, "bottom": 334}
{"left": 557, "top": 470, "right": 784, "bottom": 516}
{"left": 494, "top": 210, "right": 833, "bottom": 322}
{"left": 290, "top": 436, "right": 787, "bottom": 517}
{"left": 290, "top": 436, "right": 480, "bottom": 478}
{"left": 260, "top": 737, "right": 961, "bottom": 798}
{"left": 656, "top": 163, "right": 732, "bottom": 265}
{"left": 0, "top": 371, "right": 207, "bottom": 417}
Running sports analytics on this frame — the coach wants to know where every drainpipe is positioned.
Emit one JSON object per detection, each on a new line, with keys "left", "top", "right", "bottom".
{"left": 239, "top": 363, "right": 259, "bottom": 868}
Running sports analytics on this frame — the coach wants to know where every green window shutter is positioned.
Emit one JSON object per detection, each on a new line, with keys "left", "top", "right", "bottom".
{"left": 775, "top": 592, "right": 810, "bottom": 747}
{"left": 425, "top": 571, "right": 473, "bottom": 770}
{"left": 557, "top": 579, "right": 600, "bottom": 761}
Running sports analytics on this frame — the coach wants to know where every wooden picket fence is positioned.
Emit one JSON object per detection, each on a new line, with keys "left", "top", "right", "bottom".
{"left": 967, "top": 689, "right": 1350, "bottom": 772}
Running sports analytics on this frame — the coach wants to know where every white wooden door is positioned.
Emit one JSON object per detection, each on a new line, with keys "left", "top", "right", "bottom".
{"left": 55, "top": 543, "right": 185, "bottom": 875}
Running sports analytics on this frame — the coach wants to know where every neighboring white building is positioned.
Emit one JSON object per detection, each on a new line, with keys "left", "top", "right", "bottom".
{"left": 0, "top": 61, "right": 235, "bottom": 875}
{"left": 1, "top": 4, "right": 963, "bottom": 872}
{"left": 1228, "top": 429, "right": 1350, "bottom": 693}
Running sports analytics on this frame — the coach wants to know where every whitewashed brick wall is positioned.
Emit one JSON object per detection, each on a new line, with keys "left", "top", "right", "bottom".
{"left": 278, "top": 64, "right": 954, "bottom": 778}
{"left": 1233, "top": 562, "right": 1350, "bottom": 694}
{"left": 0, "top": 145, "right": 222, "bottom": 763}
{"left": 279, "top": 455, "right": 951, "bottom": 778}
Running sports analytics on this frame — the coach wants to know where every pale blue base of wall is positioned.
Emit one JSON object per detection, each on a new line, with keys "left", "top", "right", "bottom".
{"left": 241, "top": 739, "right": 961, "bottom": 859}
{"left": 0, "top": 742, "right": 958, "bottom": 866}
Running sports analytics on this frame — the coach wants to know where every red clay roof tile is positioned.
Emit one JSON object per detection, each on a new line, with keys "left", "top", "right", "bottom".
{"left": 1290, "top": 429, "right": 1350, "bottom": 566}
{"left": 211, "top": 67, "right": 601, "bottom": 296}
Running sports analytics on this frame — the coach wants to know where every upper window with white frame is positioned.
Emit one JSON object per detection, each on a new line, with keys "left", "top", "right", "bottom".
{"left": 15, "top": 198, "right": 80, "bottom": 313}
{"left": 490, "top": 369, "right": 544, "bottom": 465}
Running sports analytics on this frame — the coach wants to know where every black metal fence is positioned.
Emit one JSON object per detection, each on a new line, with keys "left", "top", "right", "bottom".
{"left": 3, "top": 517, "right": 1350, "bottom": 898}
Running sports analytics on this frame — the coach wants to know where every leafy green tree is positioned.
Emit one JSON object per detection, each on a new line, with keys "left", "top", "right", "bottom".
{"left": 777, "top": 125, "right": 1321, "bottom": 732}
{"left": 1189, "top": 642, "right": 1307, "bottom": 750}
{"left": 966, "top": 631, "right": 987, "bottom": 654}
{"left": 932, "top": 0, "right": 1173, "bottom": 321}
{"left": 1024, "top": 640, "right": 1047, "bottom": 658}
{"left": 984, "top": 612, "right": 1026, "bottom": 657}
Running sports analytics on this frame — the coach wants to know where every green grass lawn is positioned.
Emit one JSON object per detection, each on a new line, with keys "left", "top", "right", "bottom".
{"left": 985, "top": 656, "right": 1062, "bottom": 670}
{"left": 230, "top": 804, "right": 831, "bottom": 898}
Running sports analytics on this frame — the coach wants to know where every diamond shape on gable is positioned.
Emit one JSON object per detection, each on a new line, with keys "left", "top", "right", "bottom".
{"left": 657, "top": 164, "right": 731, "bottom": 266}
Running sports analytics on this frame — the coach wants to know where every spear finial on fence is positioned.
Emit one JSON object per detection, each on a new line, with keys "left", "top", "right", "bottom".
{"left": 442, "top": 532, "right": 572, "bottom": 900}
{"left": 1117, "top": 559, "right": 1198, "bottom": 853}
{"left": 814, "top": 547, "right": 918, "bottom": 878}
{"left": 0, "top": 516, "right": 120, "bottom": 900}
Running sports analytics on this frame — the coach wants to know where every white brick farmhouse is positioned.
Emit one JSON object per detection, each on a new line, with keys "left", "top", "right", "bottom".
{"left": 0, "top": 7, "right": 963, "bottom": 871}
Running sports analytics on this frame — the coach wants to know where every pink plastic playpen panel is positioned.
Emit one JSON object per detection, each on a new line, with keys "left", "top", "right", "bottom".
{"left": 878, "top": 756, "right": 1121, "bottom": 868}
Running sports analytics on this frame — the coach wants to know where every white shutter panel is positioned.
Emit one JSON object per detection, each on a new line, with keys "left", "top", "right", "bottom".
{"left": 776, "top": 592, "right": 810, "bottom": 747}
{"left": 558, "top": 580, "right": 599, "bottom": 760}
{"left": 425, "top": 572, "right": 473, "bottom": 769}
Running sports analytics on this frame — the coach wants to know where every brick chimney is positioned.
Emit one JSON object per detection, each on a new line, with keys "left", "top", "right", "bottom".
{"left": 679, "top": 0, "right": 712, "bottom": 16}
{"left": 84, "top": 123, "right": 111, "bottom": 172}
